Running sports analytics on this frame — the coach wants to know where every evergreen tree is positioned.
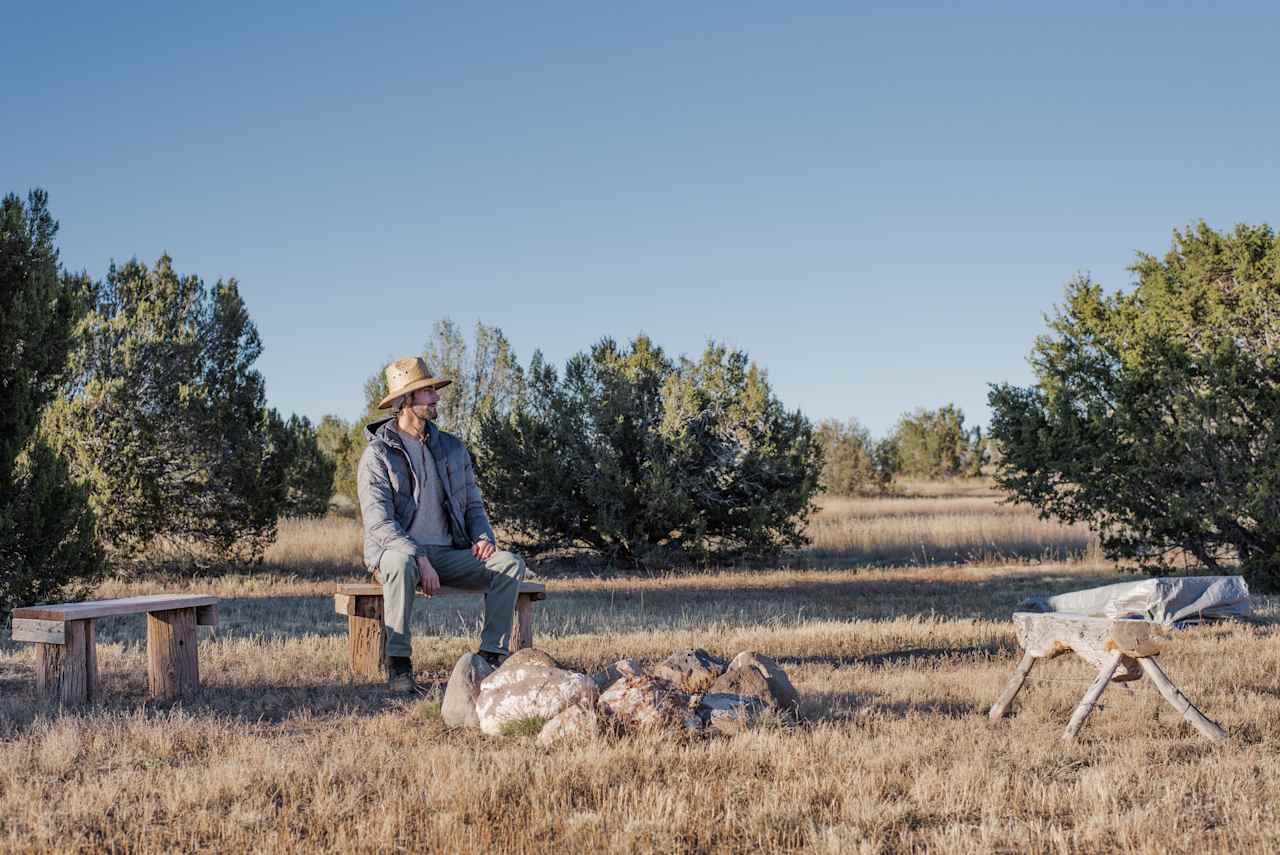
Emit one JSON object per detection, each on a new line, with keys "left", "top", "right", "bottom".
{"left": 477, "top": 336, "right": 821, "bottom": 563}
{"left": 814, "top": 418, "right": 891, "bottom": 495}
{"left": 269, "top": 412, "right": 336, "bottom": 517}
{"left": 423, "top": 318, "right": 525, "bottom": 446}
{"left": 315, "top": 414, "right": 356, "bottom": 507}
{"left": 885, "top": 404, "right": 978, "bottom": 479}
{"left": 989, "top": 222, "right": 1280, "bottom": 589}
{"left": 0, "top": 190, "right": 103, "bottom": 613}
{"left": 46, "top": 255, "right": 282, "bottom": 567}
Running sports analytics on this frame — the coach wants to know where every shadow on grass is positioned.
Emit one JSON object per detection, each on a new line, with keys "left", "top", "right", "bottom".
{"left": 531, "top": 541, "right": 1098, "bottom": 576}
{"left": 542, "top": 567, "right": 1131, "bottom": 627}
{"left": 778, "top": 642, "right": 1020, "bottom": 671}
{"left": 162, "top": 677, "right": 448, "bottom": 724}
{"left": 0, "top": 673, "right": 448, "bottom": 735}
{"left": 800, "top": 688, "right": 983, "bottom": 723}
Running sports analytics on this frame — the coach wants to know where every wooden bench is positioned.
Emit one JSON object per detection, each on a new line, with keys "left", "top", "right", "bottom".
{"left": 988, "top": 611, "right": 1227, "bottom": 742}
{"left": 334, "top": 582, "right": 547, "bottom": 678}
{"left": 10, "top": 594, "right": 219, "bottom": 706}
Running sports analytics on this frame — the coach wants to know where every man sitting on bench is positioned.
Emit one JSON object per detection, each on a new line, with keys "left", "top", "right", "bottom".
{"left": 357, "top": 356, "right": 528, "bottom": 694}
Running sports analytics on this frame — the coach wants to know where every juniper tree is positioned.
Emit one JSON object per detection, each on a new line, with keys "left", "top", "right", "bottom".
{"left": 885, "top": 404, "right": 980, "bottom": 479}
{"left": 315, "top": 414, "right": 356, "bottom": 507}
{"left": 0, "top": 190, "right": 103, "bottom": 613}
{"left": 46, "top": 255, "right": 283, "bottom": 566}
{"left": 269, "top": 412, "right": 336, "bottom": 517}
{"left": 988, "top": 222, "right": 1280, "bottom": 589}
{"left": 814, "top": 418, "right": 891, "bottom": 496}
{"left": 477, "top": 336, "right": 821, "bottom": 564}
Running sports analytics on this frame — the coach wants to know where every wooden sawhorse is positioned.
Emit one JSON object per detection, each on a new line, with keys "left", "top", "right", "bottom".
{"left": 988, "top": 612, "right": 1226, "bottom": 743}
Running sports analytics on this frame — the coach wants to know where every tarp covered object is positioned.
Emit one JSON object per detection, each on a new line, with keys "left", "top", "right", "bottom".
{"left": 1019, "top": 575, "right": 1251, "bottom": 627}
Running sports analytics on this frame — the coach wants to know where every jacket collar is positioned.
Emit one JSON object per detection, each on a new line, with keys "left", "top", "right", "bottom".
{"left": 367, "top": 417, "right": 440, "bottom": 454}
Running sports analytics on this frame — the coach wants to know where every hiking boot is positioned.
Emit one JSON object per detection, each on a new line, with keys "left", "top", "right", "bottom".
{"left": 478, "top": 650, "right": 508, "bottom": 669}
{"left": 387, "top": 656, "right": 418, "bottom": 694}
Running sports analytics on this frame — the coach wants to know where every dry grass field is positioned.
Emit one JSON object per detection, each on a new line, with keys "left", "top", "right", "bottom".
{"left": 2, "top": 480, "right": 1277, "bottom": 853}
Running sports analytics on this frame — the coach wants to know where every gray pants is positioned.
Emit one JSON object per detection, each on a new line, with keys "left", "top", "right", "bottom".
{"left": 377, "top": 546, "right": 526, "bottom": 658}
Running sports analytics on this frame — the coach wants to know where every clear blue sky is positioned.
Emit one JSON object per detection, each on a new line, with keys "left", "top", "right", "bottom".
{"left": 6, "top": 2, "right": 1278, "bottom": 436}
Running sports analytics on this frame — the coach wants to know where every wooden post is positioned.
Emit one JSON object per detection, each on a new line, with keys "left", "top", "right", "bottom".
{"left": 84, "top": 619, "right": 98, "bottom": 703}
{"left": 348, "top": 595, "right": 386, "bottom": 679}
{"left": 35, "top": 618, "right": 95, "bottom": 706}
{"left": 1138, "top": 657, "right": 1228, "bottom": 743}
{"left": 512, "top": 593, "right": 534, "bottom": 653}
{"left": 147, "top": 607, "right": 199, "bottom": 699}
{"left": 1063, "top": 651, "right": 1123, "bottom": 741}
{"left": 989, "top": 651, "right": 1037, "bottom": 720}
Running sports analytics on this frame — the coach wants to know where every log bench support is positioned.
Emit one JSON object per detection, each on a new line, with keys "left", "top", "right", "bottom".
{"left": 12, "top": 595, "right": 218, "bottom": 706}
{"left": 988, "top": 611, "right": 1227, "bottom": 743}
{"left": 33, "top": 619, "right": 98, "bottom": 707}
{"left": 147, "top": 607, "right": 201, "bottom": 699}
{"left": 334, "top": 583, "right": 547, "bottom": 680}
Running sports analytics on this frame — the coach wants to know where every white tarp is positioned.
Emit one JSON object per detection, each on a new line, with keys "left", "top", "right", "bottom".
{"left": 1020, "top": 575, "right": 1251, "bottom": 627}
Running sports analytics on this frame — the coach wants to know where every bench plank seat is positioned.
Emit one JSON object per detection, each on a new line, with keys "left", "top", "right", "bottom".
{"left": 334, "top": 581, "right": 548, "bottom": 679}
{"left": 13, "top": 594, "right": 219, "bottom": 622}
{"left": 334, "top": 582, "right": 546, "bottom": 600}
{"left": 10, "top": 594, "right": 219, "bottom": 706}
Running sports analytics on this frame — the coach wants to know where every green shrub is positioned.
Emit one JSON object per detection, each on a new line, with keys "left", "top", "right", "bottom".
{"left": 498, "top": 716, "right": 548, "bottom": 737}
{"left": 989, "top": 222, "right": 1280, "bottom": 590}
{"left": 883, "top": 404, "right": 984, "bottom": 480}
{"left": 814, "top": 418, "right": 892, "bottom": 495}
{"left": 45, "top": 255, "right": 284, "bottom": 568}
{"left": 477, "top": 336, "right": 821, "bottom": 564}
{"left": 269, "top": 412, "right": 335, "bottom": 517}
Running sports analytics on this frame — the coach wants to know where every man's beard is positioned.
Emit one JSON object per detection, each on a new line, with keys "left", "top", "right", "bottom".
{"left": 410, "top": 404, "right": 435, "bottom": 421}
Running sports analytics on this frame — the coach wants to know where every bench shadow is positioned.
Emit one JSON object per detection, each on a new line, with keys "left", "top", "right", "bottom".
{"left": 159, "top": 677, "right": 450, "bottom": 724}
{"left": 0, "top": 669, "right": 449, "bottom": 731}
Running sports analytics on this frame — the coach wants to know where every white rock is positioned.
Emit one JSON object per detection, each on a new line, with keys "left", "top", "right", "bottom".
{"left": 476, "top": 665, "right": 598, "bottom": 737}
{"left": 537, "top": 698, "right": 601, "bottom": 746}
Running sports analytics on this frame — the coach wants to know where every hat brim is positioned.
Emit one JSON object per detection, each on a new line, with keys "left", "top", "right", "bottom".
{"left": 377, "top": 377, "right": 452, "bottom": 410}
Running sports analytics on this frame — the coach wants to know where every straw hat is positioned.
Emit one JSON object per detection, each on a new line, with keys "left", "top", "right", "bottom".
{"left": 377, "top": 356, "right": 452, "bottom": 409}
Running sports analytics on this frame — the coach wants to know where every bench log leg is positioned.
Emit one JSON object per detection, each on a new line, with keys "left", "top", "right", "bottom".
{"left": 511, "top": 594, "right": 535, "bottom": 653}
{"left": 85, "top": 618, "right": 98, "bottom": 702}
{"left": 36, "top": 618, "right": 96, "bottom": 706}
{"left": 1138, "top": 657, "right": 1227, "bottom": 743}
{"left": 1063, "top": 651, "right": 1123, "bottom": 741}
{"left": 148, "top": 607, "right": 199, "bottom": 699}
{"left": 989, "top": 651, "right": 1037, "bottom": 720}
{"left": 349, "top": 595, "right": 386, "bottom": 679}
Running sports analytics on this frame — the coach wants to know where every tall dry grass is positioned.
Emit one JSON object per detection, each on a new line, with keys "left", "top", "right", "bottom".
{"left": 804, "top": 491, "right": 1102, "bottom": 568}
{"left": 2, "top": 481, "right": 1276, "bottom": 853}
{"left": 255, "top": 478, "right": 1106, "bottom": 576}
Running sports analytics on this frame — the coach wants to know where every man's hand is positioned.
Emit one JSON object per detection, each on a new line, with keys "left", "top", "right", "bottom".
{"left": 472, "top": 538, "right": 495, "bottom": 561}
{"left": 416, "top": 555, "right": 440, "bottom": 596}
